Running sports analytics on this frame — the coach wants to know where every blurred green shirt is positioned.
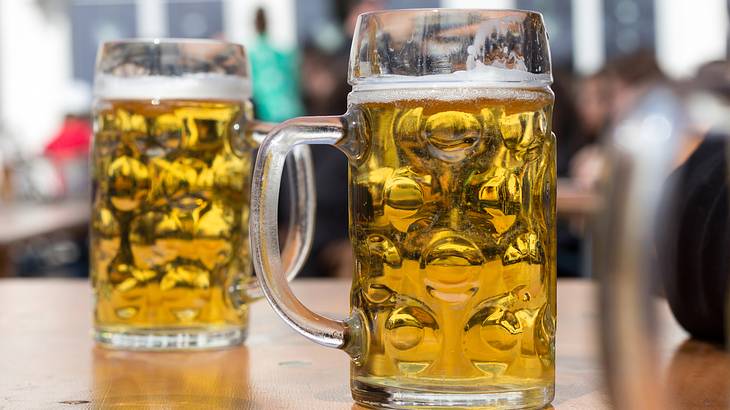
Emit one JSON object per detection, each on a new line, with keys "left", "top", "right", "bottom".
{"left": 249, "top": 35, "right": 304, "bottom": 122}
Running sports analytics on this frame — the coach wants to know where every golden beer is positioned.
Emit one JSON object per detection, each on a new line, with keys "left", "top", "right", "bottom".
{"left": 347, "top": 88, "right": 556, "bottom": 395}
{"left": 249, "top": 9, "right": 556, "bottom": 408}
{"left": 91, "top": 98, "right": 255, "bottom": 341}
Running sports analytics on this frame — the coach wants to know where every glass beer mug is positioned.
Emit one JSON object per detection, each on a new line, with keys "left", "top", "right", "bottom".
{"left": 91, "top": 40, "right": 313, "bottom": 350}
{"left": 251, "top": 9, "right": 556, "bottom": 408}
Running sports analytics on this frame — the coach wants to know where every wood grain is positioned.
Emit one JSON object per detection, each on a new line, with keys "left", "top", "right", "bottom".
{"left": 0, "top": 278, "right": 716, "bottom": 410}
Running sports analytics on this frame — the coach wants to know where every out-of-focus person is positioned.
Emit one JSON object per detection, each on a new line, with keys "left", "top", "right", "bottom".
{"left": 296, "top": 40, "right": 351, "bottom": 278}
{"left": 565, "top": 68, "right": 612, "bottom": 187}
{"left": 294, "top": 0, "right": 383, "bottom": 278}
{"left": 7, "top": 81, "right": 92, "bottom": 278}
{"left": 656, "top": 60, "right": 730, "bottom": 342}
{"left": 300, "top": 42, "right": 348, "bottom": 116}
{"left": 552, "top": 68, "right": 582, "bottom": 177}
{"left": 44, "top": 80, "right": 92, "bottom": 199}
{"left": 550, "top": 68, "right": 587, "bottom": 277}
{"left": 570, "top": 50, "right": 668, "bottom": 191}
{"left": 248, "top": 7, "right": 304, "bottom": 122}
{"left": 45, "top": 115, "right": 90, "bottom": 158}
{"left": 300, "top": 0, "right": 384, "bottom": 116}
{"left": 577, "top": 71, "right": 611, "bottom": 140}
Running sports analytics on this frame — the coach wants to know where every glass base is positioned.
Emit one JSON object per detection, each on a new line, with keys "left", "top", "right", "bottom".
{"left": 94, "top": 326, "right": 247, "bottom": 350}
{"left": 352, "top": 378, "right": 554, "bottom": 409}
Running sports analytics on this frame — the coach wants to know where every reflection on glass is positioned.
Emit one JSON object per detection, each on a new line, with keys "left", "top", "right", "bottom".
{"left": 92, "top": 347, "right": 250, "bottom": 407}
{"left": 598, "top": 65, "right": 730, "bottom": 408}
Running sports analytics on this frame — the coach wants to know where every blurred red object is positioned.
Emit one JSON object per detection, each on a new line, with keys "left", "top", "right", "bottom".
{"left": 42, "top": 116, "right": 91, "bottom": 198}
{"left": 44, "top": 117, "right": 91, "bottom": 159}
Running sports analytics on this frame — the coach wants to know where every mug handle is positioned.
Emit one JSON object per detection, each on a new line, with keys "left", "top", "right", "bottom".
{"left": 250, "top": 115, "right": 362, "bottom": 353}
{"left": 241, "top": 121, "right": 315, "bottom": 300}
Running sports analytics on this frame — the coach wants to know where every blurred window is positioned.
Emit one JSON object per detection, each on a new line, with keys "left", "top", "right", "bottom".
{"left": 387, "top": 0, "right": 438, "bottom": 9}
{"left": 604, "top": 0, "right": 655, "bottom": 56}
{"left": 296, "top": 0, "right": 332, "bottom": 46}
{"left": 295, "top": 0, "right": 438, "bottom": 48}
{"left": 167, "top": 1, "right": 223, "bottom": 39}
{"left": 71, "top": 1, "right": 137, "bottom": 85}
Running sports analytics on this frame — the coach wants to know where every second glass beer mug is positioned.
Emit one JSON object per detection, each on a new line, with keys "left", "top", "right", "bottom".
{"left": 92, "top": 40, "right": 312, "bottom": 350}
{"left": 252, "top": 9, "right": 556, "bottom": 408}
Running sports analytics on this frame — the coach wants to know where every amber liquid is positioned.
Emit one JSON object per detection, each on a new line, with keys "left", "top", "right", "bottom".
{"left": 348, "top": 89, "right": 556, "bottom": 395}
{"left": 91, "top": 99, "right": 254, "bottom": 334}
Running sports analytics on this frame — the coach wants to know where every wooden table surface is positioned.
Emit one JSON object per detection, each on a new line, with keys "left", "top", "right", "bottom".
{"left": 0, "top": 200, "right": 89, "bottom": 245}
{"left": 0, "top": 278, "right": 726, "bottom": 410}
{"left": 0, "top": 200, "right": 90, "bottom": 277}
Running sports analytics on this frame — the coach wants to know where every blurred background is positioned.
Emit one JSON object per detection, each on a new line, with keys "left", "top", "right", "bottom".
{"left": 0, "top": 0, "right": 728, "bottom": 279}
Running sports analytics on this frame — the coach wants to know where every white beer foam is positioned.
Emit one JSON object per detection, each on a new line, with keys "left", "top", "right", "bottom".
{"left": 349, "top": 65, "right": 551, "bottom": 103}
{"left": 348, "top": 84, "right": 550, "bottom": 104}
{"left": 94, "top": 74, "right": 251, "bottom": 101}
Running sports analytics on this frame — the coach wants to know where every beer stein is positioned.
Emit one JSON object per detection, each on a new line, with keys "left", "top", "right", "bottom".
{"left": 251, "top": 9, "right": 556, "bottom": 408}
{"left": 91, "top": 39, "right": 313, "bottom": 350}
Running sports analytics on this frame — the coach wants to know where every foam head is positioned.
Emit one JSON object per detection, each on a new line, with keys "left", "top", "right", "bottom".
{"left": 348, "top": 67, "right": 552, "bottom": 105}
{"left": 94, "top": 73, "right": 251, "bottom": 101}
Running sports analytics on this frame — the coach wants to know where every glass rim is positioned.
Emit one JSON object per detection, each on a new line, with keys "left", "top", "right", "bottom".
{"left": 99, "top": 37, "right": 244, "bottom": 48}
{"left": 357, "top": 8, "right": 544, "bottom": 20}
{"left": 94, "top": 37, "right": 251, "bottom": 101}
{"left": 349, "top": 7, "right": 552, "bottom": 89}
